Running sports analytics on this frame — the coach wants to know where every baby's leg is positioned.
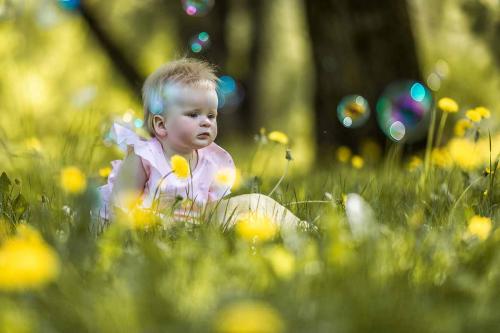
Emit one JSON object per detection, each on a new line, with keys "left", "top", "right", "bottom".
{"left": 209, "top": 194, "right": 300, "bottom": 230}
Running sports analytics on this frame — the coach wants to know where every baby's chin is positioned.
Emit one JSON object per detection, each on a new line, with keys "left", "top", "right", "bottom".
{"left": 191, "top": 138, "right": 214, "bottom": 149}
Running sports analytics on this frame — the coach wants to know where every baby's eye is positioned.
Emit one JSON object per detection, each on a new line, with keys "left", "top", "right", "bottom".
{"left": 187, "top": 113, "right": 198, "bottom": 118}
{"left": 208, "top": 113, "right": 217, "bottom": 119}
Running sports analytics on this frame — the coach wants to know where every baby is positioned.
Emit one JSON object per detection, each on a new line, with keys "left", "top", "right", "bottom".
{"left": 98, "top": 58, "right": 300, "bottom": 229}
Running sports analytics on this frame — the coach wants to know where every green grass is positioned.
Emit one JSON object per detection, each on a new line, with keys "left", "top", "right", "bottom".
{"left": 0, "top": 132, "right": 499, "bottom": 332}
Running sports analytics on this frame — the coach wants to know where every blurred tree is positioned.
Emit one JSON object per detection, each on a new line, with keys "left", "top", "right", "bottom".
{"left": 79, "top": 1, "right": 144, "bottom": 97}
{"left": 462, "top": 0, "right": 500, "bottom": 68}
{"left": 78, "top": 0, "right": 264, "bottom": 138}
{"left": 304, "top": 0, "right": 422, "bottom": 160}
{"left": 160, "top": 0, "right": 266, "bottom": 137}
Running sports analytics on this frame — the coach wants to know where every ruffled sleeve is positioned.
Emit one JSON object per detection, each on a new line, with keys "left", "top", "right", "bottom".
{"left": 97, "top": 123, "right": 165, "bottom": 219}
{"left": 205, "top": 143, "right": 236, "bottom": 202}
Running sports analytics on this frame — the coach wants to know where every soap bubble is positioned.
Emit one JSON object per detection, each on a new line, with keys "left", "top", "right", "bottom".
{"left": 58, "top": 0, "right": 80, "bottom": 10}
{"left": 376, "top": 81, "right": 433, "bottom": 143}
{"left": 336, "top": 95, "right": 370, "bottom": 128}
{"left": 181, "top": 0, "right": 214, "bottom": 17}
{"left": 189, "top": 32, "right": 210, "bottom": 53}
{"left": 217, "top": 75, "right": 243, "bottom": 110}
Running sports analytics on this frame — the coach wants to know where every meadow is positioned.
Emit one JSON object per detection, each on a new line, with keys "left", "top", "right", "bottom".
{"left": 0, "top": 102, "right": 498, "bottom": 332}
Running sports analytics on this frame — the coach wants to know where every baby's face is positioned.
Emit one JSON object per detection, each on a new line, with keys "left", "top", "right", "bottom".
{"left": 163, "top": 83, "right": 218, "bottom": 151}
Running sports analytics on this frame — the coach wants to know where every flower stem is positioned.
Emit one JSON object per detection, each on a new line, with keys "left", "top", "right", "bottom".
{"left": 435, "top": 112, "right": 448, "bottom": 148}
{"left": 423, "top": 106, "right": 438, "bottom": 180}
{"left": 268, "top": 158, "right": 290, "bottom": 197}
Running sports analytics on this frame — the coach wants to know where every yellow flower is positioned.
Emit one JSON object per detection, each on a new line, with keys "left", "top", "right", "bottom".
{"left": 215, "top": 168, "right": 242, "bottom": 190}
{"left": 360, "top": 139, "right": 382, "bottom": 163}
{"left": 447, "top": 138, "right": 482, "bottom": 170}
{"left": 60, "top": 166, "right": 87, "bottom": 194}
{"left": 467, "top": 215, "right": 492, "bottom": 241}
{"left": 24, "top": 137, "right": 43, "bottom": 152}
{"left": 0, "top": 225, "right": 60, "bottom": 291}
{"left": 214, "top": 301, "right": 284, "bottom": 333}
{"left": 465, "top": 109, "right": 481, "bottom": 123}
{"left": 454, "top": 119, "right": 472, "bottom": 137}
{"left": 407, "top": 156, "right": 423, "bottom": 172}
{"left": 130, "top": 208, "right": 159, "bottom": 229}
{"left": 438, "top": 97, "right": 459, "bottom": 113}
{"left": 268, "top": 131, "right": 289, "bottom": 145}
{"left": 98, "top": 166, "right": 112, "bottom": 178}
{"left": 336, "top": 146, "right": 352, "bottom": 163}
{"left": 351, "top": 155, "right": 364, "bottom": 169}
{"left": 475, "top": 106, "right": 491, "bottom": 119}
{"left": 235, "top": 212, "right": 278, "bottom": 242}
{"left": 171, "top": 155, "right": 190, "bottom": 179}
{"left": 265, "top": 246, "right": 295, "bottom": 279}
{"left": 431, "top": 148, "right": 453, "bottom": 169}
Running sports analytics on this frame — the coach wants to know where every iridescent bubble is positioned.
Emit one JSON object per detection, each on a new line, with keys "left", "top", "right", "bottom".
{"left": 71, "top": 86, "right": 97, "bottom": 108}
{"left": 426, "top": 72, "right": 441, "bottom": 91}
{"left": 181, "top": 0, "right": 214, "bottom": 17}
{"left": 122, "top": 112, "right": 133, "bottom": 123}
{"left": 217, "top": 75, "right": 243, "bottom": 110}
{"left": 336, "top": 95, "right": 370, "bottom": 128}
{"left": 376, "top": 81, "right": 433, "bottom": 143}
{"left": 389, "top": 121, "right": 405, "bottom": 141}
{"left": 134, "top": 118, "right": 144, "bottom": 128}
{"left": 58, "top": 0, "right": 80, "bottom": 10}
{"left": 189, "top": 32, "right": 210, "bottom": 53}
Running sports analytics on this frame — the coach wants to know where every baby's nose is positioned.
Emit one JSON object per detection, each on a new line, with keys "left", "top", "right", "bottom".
{"left": 200, "top": 117, "right": 211, "bottom": 126}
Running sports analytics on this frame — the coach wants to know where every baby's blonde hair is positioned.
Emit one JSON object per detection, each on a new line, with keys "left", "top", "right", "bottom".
{"left": 142, "top": 58, "right": 219, "bottom": 137}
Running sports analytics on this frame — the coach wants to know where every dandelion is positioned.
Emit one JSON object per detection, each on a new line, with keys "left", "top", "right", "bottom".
{"left": 435, "top": 97, "right": 459, "bottom": 147}
{"left": 454, "top": 119, "right": 472, "bottom": 137}
{"left": 98, "top": 166, "right": 112, "bottom": 178}
{"left": 447, "top": 138, "right": 482, "bottom": 170}
{"left": 431, "top": 148, "right": 452, "bottom": 169}
{"left": 170, "top": 155, "right": 190, "bottom": 179}
{"left": 268, "top": 131, "right": 289, "bottom": 145}
{"left": 437, "top": 97, "right": 459, "bottom": 113}
{"left": 466, "top": 215, "right": 492, "bottom": 241}
{"left": 60, "top": 166, "right": 87, "bottom": 194}
{"left": 351, "top": 155, "right": 364, "bottom": 169}
{"left": 336, "top": 146, "right": 352, "bottom": 163}
{"left": 407, "top": 156, "right": 423, "bottom": 172}
{"left": 214, "top": 301, "right": 284, "bottom": 333}
{"left": 130, "top": 208, "right": 159, "bottom": 229}
{"left": 215, "top": 167, "right": 242, "bottom": 190}
{"left": 265, "top": 246, "right": 295, "bottom": 279}
{"left": 235, "top": 212, "right": 278, "bottom": 242}
{"left": 465, "top": 109, "right": 482, "bottom": 123}
{"left": 360, "top": 139, "right": 382, "bottom": 163}
{"left": 0, "top": 225, "right": 60, "bottom": 291}
{"left": 475, "top": 106, "right": 491, "bottom": 119}
{"left": 24, "top": 137, "right": 43, "bottom": 152}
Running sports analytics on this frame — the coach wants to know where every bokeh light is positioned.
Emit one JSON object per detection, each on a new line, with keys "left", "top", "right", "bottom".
{"left": 58, "top": 0, "right": 80, "bottom": 11}
{"left": 217, "top": 75, "right": 244, "bottom": 110}
{"left": 189, "top": 32, "right": 210, "bottom": 53}
{"left": 376, "top": 81, "right": 433, "bottom": 143}
{"left": 181, "top": 0, "right": 214, "bottom": 17}
{"left": 336, "top": 95, "right": 370, "bottom": 128}
{"left": 134, "top": 118, "right": 144, "bottom": 128}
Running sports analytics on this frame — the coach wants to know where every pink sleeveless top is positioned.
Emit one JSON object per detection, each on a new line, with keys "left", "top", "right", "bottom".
{"left": 98, "top": 123, "right": 235, "bottom": 221}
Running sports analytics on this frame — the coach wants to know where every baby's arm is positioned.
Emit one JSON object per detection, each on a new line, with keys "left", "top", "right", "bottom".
{"left": 110, "top": 147, "right": 147, "bottom": 213}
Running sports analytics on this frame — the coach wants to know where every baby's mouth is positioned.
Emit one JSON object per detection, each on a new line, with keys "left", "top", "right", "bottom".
{"left": 197, "top": 132, "right": 210, "bottom": 138}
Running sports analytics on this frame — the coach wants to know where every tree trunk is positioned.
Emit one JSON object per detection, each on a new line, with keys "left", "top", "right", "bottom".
{"left": 304, "top": 0, "right": 422, "bottom": 160}
{"left": 78, "top": 1, "right": 144, "bottom": 97}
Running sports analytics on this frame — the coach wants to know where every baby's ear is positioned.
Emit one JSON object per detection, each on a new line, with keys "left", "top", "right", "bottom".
{"left": 152, "top": 115, "right": 168, "bottom": 137}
